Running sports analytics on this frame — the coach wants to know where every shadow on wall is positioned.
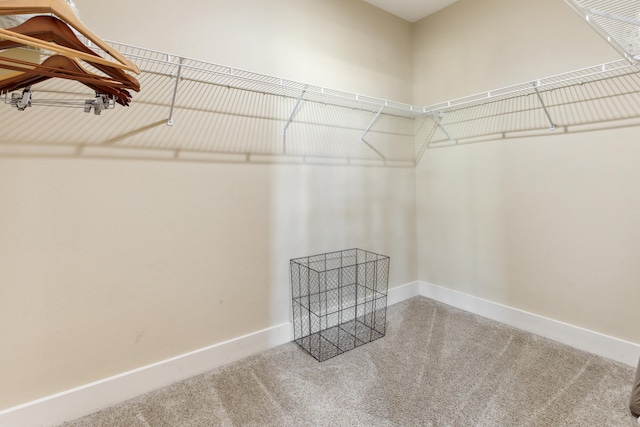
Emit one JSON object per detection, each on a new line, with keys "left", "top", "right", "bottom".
{"left": 266, "top": 161, "right": 418, "bottom": 328}
{"left": 4, "top": 59, "right": 640, "bottom": 166}
{"left": 416, "top": 120, "right": 640, "bottom": 347}
{"left": 0, "top": 70, "right": 416, "bottom": 167}
{"left": 0, "top": 102, "right": 419, "bottom": 410}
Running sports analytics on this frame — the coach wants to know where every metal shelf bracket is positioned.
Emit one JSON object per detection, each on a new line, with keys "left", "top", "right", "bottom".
{"left": 360, "top": 104, "right": 385, "bottom": 142}
{"left": 283, "top": 85, "right": 308, "bottom": 137}
{"left": 533, "top": 82, "right": 557, "bottom": 131}
{"left": 167, "top": 57, "right": 184, "bottom": 126}
{"left": 359, "top": 105, "right": 388, "bottom": 161}
{"left": 430, "top": 111, "right": 454, "bottom": 142}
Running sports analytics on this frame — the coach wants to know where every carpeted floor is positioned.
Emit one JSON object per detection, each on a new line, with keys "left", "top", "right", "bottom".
{"left": 61, "top": 297, "right": 639, "bottom": 426}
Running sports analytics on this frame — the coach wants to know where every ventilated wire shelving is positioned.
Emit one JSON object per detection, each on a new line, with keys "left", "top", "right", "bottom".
{"left": 418, "top": 59, "right": 640, "bottom": 156}
{"left": 0, "top": 39, "right": 420, "bottom": 165}
{"left": 416, "top": 0, "right": 640, "bottom": 156}
{"left": 2, "top": 0, "right": 640, "bottom": 165}
{"left": 564, "top": 0, "right": 640, "bottom": 62}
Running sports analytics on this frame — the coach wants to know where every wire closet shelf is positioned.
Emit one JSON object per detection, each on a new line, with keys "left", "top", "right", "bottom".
{"left": 103, "top": 41, "right": 426, "bottom": 120}
{"left": 417, "top": 58, "right": 640, "bottom": 154}
{"left": 5, "top": 37, "right": 637, "bottom": 117}
{"left": 563, "top": 0, "right": 640, "bottom": 62}
{"left": 2, "top": 14, "right": 640, "bottom": 163}
{"left": 91, "top": 39, "right": 640, "bottom": 120}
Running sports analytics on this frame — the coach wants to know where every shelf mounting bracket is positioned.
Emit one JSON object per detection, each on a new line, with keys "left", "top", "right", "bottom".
{"left": 430, "top": 111, "right": 454, "bottom": 142}
{"left": 360, "top": 105, "right": 387, "bottom": 161}
{"left": 533, "top": 82, "right": 556, "bottom": 131}
{"left": 167, "top": 57, "right": 184, "bottom": 126}
{"left": 283, "top": 85, "right": 308, "bottom": 137}
{"left": 360, "top": 105, "right": 385, "bottom": 142}
{"left": 416, "top": 116, "right": 439, "bottom": 164}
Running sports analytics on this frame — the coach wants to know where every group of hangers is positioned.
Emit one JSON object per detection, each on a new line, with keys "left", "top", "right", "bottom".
{"left": 0, "top": 0, "right": 140, "bottom": 106}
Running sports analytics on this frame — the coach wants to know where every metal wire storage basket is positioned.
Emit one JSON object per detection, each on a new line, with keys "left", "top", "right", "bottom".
{"left": 290, "top": 249, "right": 389, "bottom": 362}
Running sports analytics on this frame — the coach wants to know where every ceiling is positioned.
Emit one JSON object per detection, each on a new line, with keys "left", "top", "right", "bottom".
{"left": 362, "top": 0, "right": 458, "bottom": 23}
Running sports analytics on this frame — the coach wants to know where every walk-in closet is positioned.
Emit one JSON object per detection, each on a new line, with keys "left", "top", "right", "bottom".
{"left": 1, "top": 0, "right": 640, "bottom": 425}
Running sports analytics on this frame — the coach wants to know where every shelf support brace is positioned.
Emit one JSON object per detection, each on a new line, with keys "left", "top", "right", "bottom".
{"left": 416, "top": 116, "right": 439, "bottom": 164}
{"left": 167, "top": 57, "right": 184, "bottom": 126}
{"left": 360, "top": 105, "right": 385, "bottom": 142}
{"left": 584, "top": 8, "right": 640, "bottom": 28}
{"left": 430, "top": 111, "right": 454, "bottom": 142}
{"left": 283, "top": 85, "right": 308, "bottom": 137}
{"left": 533, "top": 83, "right": 556, "bottom": 131}
{"left": 360, "top": 105, "right": 387, "bottom": 161}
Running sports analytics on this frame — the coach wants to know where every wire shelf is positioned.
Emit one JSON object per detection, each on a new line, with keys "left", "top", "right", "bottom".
{"left": 105, "top": 41, "right": 640, "bottom": 157}
{"left": 422, "top": 68, "right": 640, "bottom": 150}
{"left": 2, "top": 28, "right": 640, "bottom": 163}
{"left": 424, "top": 59, "right": 637, "bottom": 112}
{"left": 99, "top": 40, "right": 424, "bottom": 120}
{"left": 564, "top": 0, "right": 640, "bottom": 61}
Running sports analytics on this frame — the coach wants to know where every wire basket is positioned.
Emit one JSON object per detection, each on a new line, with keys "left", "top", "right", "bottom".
{"left": 290, "top": 249, "right": 389, "bottom": 362}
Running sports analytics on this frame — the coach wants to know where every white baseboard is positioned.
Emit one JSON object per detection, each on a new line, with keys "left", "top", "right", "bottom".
{"left": 419, "top": 281, "right": 640, "bottom": 367}
{"left": 3, "top": 280, "right": 638, "bottom": 426}
{"left": 387, "top": 281, "right": 422, "bottom": 306}
{"left": 0, "top": 322, "right": 293, "bottom": 427}
{"left": 0, "top": 282, "right": 418, "bottom": 427}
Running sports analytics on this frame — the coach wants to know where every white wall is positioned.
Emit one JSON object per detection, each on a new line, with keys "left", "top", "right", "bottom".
{"left": 0, "top": 0, "right": 417, "bottom": 409}
{"left": 75, "top": 0, "right": 413, "bottom": 103}
{"left": 0, "top": 158, "right": 417, "bottom": 409}
{"left": 412, "top": 0, "right": 620, "bottom": 105}
{"left": 414, "top": 0, "right": 640, "bottom": 345}
{"left": 4, "top": 0, "right": 640, "bottom": 413}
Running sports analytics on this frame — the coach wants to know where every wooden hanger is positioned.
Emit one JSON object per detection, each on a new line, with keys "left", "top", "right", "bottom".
{"left": 0, "top": 55, "right": 133, "bottom": 106}
{"left": 0, "top": 15, "right": 140, "bottom": 91}
{"left": 0, "top": 67, "right": 49, "bottom": 93}
{"left": 0, "top": 28, "right": 139, "bottom": 74}
{"left": 0, "top": 54, "right": 132, "bottom": 105}
{"left": 0, "top": 0, "right": 140, "bottom": 73}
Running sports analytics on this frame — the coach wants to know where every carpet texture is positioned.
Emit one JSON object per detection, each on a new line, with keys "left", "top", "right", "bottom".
{"left": 61, "top": 297, "right": 639, "bottom": 426}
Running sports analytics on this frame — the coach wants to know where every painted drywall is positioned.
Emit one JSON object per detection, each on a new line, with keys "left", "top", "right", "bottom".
{"left": 416, "top": 129, "right": 640, "bottom": 344}
{"left": 0, "top": 159, "right": 417, "bottom": 409}
{"left": 414, "top": 0, "right": 640, "bottom": 344}
{"left": 0, "top": 0, "right": 417, "bottom": 409}
{"left": 74, "top": 0, "right": 413, "bottom": 103}
{"left": 4, "top": 0, "right": 640, "bottom": 413}
{"left": 412, "top": 0, "right": 620, "bottom": 106}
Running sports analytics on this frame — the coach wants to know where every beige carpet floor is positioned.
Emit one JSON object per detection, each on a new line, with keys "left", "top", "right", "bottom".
{"left": 61, "top": 297, "right": 639, "bottom": 426}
